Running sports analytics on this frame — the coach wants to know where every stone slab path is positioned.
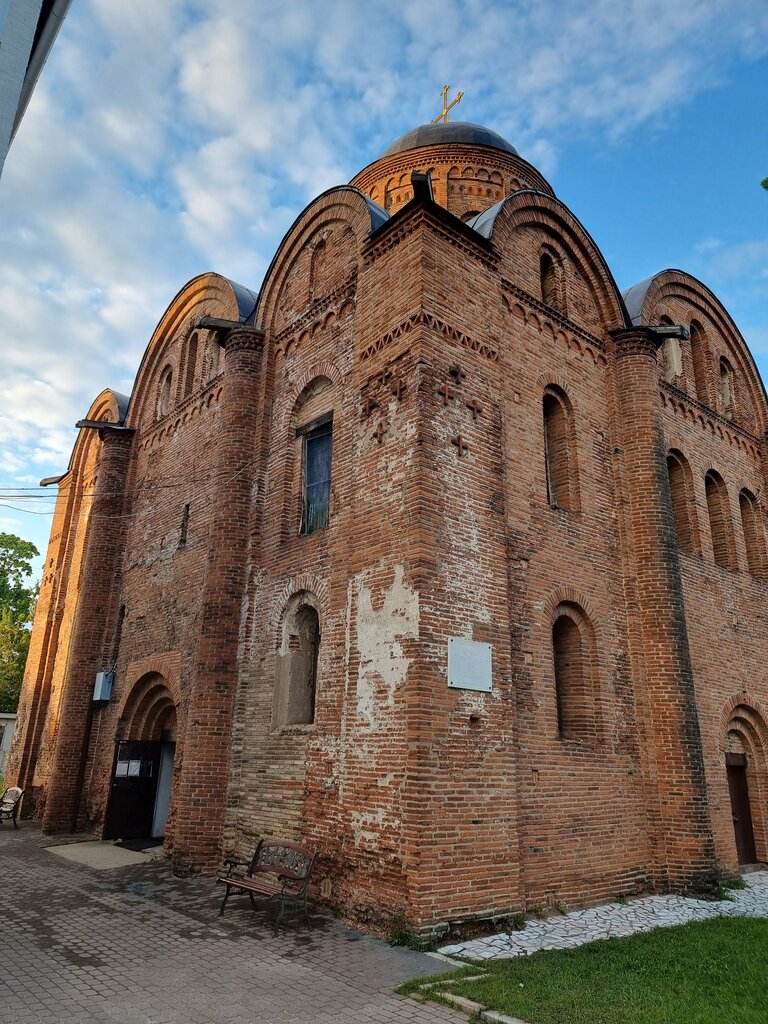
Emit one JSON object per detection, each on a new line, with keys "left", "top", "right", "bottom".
{"left": 1, "top": 825, "right": 464, "bottom": 1024}
{"left": 439, "top": 870, "right": 768, "bottom": 960}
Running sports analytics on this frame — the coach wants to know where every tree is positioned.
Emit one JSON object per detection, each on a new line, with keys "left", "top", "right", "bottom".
{"left": 0, "top": 533, "right": 39, "bottom": 713}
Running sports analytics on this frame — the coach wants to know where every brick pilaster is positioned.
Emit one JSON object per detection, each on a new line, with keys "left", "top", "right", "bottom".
{"left": 170, "top": 327, "right": 263, "bottom": 873}
{"left": 42, "top": 428, "right": 133, "bottom": 832}
{"left": 612, "top": 327, "right": 717, "bottom": 892}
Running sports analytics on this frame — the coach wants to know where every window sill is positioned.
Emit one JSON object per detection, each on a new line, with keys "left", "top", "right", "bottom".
{"left": 272, "top": 723, "right": 316, "bottom": 736}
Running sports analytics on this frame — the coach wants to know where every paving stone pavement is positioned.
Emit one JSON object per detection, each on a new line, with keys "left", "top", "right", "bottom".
{"left": 0, "top": 825, "right": 462, "bottom": 1024}
{"left": 439, "top": 870, "right": 768, "bottom": 960}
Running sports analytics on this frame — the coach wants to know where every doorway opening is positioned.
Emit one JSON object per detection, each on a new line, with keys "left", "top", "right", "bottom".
{"left": 726, "top": 751, "right": 757, "bottom": 864}
{"left": 723, "top": 704, "right": 768, "bottom": 868}
{"left": 103, "top": 674, "right": 177, "bottom": 842}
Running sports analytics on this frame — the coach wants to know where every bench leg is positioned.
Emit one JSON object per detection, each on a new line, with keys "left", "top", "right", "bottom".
{"left": 218, "top": 884, "right": 232, "bottom": 917}
{"left": 273, "top": 897, "right": 285, "bottom": 936}
{"left": 303, "top": 892, "right": 312, "bottom": 930}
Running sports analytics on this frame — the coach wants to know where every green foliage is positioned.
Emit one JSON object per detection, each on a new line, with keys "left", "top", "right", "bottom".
{"left": 410, "top": 917, "right": 768, "bottom": 1023}
{"left": 716, "top": 875, "right": 748, "bottom": 899}
{"left": 386, "top": 923, "right": 438, "bottom": 952}
{"left": 762, "top": 177, "right": 768, "bottom": 191}
{"left": 0, "top": 533, "right": 39, "bottom": 713}
{"left": 720, "top": 875, "right": 747, "bottom": 891}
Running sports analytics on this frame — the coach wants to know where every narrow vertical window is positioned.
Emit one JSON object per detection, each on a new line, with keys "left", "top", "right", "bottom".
{"left": 156, "top": 367, "right": 172, "bottom": 420}
{"left": 274, "top": 594, "right": 321, "bottom": 727}
{"left": 666, "top": 451, "right": 695, "bottom": 554}
{"left": 540, "top": 252, "right": 559, "bottom": 311}
{"left": 543, "top": 388, "right": 577, "bottom": 510}
{"left": 740, "top": 490, "right": 765, "bottom": 576}
{"left": 178, "top": 503, "right": 190, "bottom": 547}
{"left": 690, "top": 320, "right": 710, "bottom": 406}
{"left": 300, "top": 418, "right": 332, "bottom": 534}
{"left": 705, "top": 470, "right": 735, "bottom": 569}
{"left": 208, "top": 338, "right": 221, "bottom": 379}
{"left": 552, "top": 603, "right": 597, "bottom": 743}
{"left": 183, "top": 332, "right": 198, "bottom": 398}
{"left": 720, "top": 357, "right": 736, "bottom": 415}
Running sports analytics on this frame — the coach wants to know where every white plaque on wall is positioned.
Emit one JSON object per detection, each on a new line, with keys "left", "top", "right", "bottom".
{"left": 448, "top": 637, "right": 493, "bottom": 692}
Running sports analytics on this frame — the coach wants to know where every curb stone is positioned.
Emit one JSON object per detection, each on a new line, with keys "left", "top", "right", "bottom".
{"left": 406, "top": 971, "right": 533, "bottom": 1024}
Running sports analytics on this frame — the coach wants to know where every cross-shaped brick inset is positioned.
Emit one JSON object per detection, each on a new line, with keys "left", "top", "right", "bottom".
{"left": 373, "top": 421, "right": 386, "bottom": 444}
{"left": 437, "top": 383, "right": 455, "bottom": 406}
{"left": 361, "top": 396, "right": 378, "bottom": 419}
{"left": 379, "top": 368, "right": 393, "bottom": 386}
{"left": 465, "top": 399, "right": 483, "bottom": 420}
{"left": 390, "top": 379, "right": 407, "bottom": 401}
{"left": 451, "top": 435, "right": 469, "bottom": 457}
{"left": 449, "top": 364, "right": 466, "bottom": 383}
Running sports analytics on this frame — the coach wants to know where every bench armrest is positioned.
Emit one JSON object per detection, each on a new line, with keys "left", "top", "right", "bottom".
{"left": 222, "top": 858, "right": 250, "bottom": 877}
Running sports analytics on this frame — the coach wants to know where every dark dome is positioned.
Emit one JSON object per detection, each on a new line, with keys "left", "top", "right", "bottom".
{"left": 379, "top": 121, "right": 518, "bottom": 159}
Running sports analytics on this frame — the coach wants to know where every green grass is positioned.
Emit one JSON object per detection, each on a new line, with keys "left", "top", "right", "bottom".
{"left": 400, "top": 917, "right": 768, "bottom": 1024}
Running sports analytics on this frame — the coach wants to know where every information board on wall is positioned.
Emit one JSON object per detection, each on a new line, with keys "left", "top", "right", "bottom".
{"left": 447, "top": 637, "right": 493, "bottom": 692}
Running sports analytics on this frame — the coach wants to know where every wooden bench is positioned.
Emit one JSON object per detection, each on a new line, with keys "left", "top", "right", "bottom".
{"left": 0, "top": 787, "right": 23, "bottom": 828}
{"left": 217, "top": 838, "right": 317, "bottom": 934}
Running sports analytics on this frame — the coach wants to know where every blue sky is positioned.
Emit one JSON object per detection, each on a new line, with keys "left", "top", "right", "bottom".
{"left": 0, "top": 0, "right": 766, "bottom": 577}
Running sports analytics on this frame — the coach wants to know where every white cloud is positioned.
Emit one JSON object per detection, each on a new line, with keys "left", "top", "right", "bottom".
{"left": 0, "top": 0, "right": 766, "bottom": 556}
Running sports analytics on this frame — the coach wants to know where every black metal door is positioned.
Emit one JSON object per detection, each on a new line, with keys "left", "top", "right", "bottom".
{"left": 103, "top": 741, "right": 162, "bottom": 840}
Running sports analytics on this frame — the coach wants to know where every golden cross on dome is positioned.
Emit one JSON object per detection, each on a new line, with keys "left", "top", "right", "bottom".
{"left": 431, "top": 84, "right": 463, "bottom": 124}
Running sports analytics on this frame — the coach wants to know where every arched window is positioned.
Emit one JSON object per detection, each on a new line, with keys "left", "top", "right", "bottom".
{"left": 461, "top": 210, "right": 481, "bottom": 222}
{"left": 739, "top": 489, "right": 766, "bottom": 576}
{"left": 183, "top": 332, "right": 198, "bottom": 398}
{"left": 156, "top": 367, "right": 172, "bottom": 420}
{"left": 273, "top": 593, "right": 320, "bottom": 727}
{"left": 705, "top": 470, "right": 736, "bottom": 569}
{"left": 720, "top": 356, "right": 736, "bottom": 415}
{"left": 666, "top": 450, "right": 697, "bottom": 554}
{"left": 552, "top": 602, "right": 598, "bottom": 743}
{"left": 540, "top": 252, "right": 560, "bottom": 311}
{"left": 543, "top": 387, "right": 578, "bottom": 510}
{"left": 690, "top": 320, "right": 711, "bottom": 406}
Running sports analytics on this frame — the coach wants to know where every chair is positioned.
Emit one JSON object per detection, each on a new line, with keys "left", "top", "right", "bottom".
{"left": 0, "top": 787, "right": 23, "bottom": 828}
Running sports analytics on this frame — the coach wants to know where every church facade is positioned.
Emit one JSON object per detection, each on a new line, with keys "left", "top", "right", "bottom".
{"left": 8, "top": 121, "right": 768, "bottom": 933}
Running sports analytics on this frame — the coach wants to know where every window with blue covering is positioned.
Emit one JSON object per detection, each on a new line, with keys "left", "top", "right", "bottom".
{"left": 299, "top": 416, "right": 332, "bottom": 535}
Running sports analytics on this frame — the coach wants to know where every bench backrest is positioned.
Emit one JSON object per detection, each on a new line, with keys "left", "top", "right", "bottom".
{"left": 248, "top": 839, "right": 316, "bottom": 882}
{"left": 0, "top": 787, "right": 22, "bottom": 812}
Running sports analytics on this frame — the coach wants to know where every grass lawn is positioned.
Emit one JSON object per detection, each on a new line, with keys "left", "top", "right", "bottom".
{"left": 400, "top": 916, "right": 768, "bottom": 1024}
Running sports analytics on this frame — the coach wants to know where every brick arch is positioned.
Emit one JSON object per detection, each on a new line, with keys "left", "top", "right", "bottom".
{"left": 128, "top": 273, "right": 245, "bottom": 430}
{"left": 270, "top": 574, "right": 331, "bottom": 633}
{"left": 543, "top": 587, "right": 600, "bottom": 636}
{"left": 719, "top": 695, "right": 768, "bottom": 862}
{"left": 719, "top": 692, "right": 768, "bottom": 750}
{"left": 118, "top": 672, "right": 179, "bottom": 742}
{"left": 255, "top": 188, "right": 376, "bottom": 335}
{"left": 637, "top": 270, "right": 767, "bottom": 436}
{"left": 486, "top": 190, "right": 627, "bottom": 331}
{"left": 277, "top": 361, "right": 343, "bottom": 434}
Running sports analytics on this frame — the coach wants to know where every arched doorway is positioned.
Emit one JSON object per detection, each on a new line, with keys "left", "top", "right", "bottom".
{"left": 723, "top": 703, "right": 768, "bottom": 866}
{"left": 104, "top": 674, "right": 178, "bottom": 841}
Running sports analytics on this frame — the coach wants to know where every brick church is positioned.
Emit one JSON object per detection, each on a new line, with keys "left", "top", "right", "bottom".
{"left": 8, "top": 117, "right": 768, "bottom": 933}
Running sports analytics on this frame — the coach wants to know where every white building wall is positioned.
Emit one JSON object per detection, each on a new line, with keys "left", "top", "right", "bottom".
{"left": 0, "top": 0, "right": 43, "bottom": 175}
{"left": 0, "top": 712, "right": 17, "bottom": 774}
